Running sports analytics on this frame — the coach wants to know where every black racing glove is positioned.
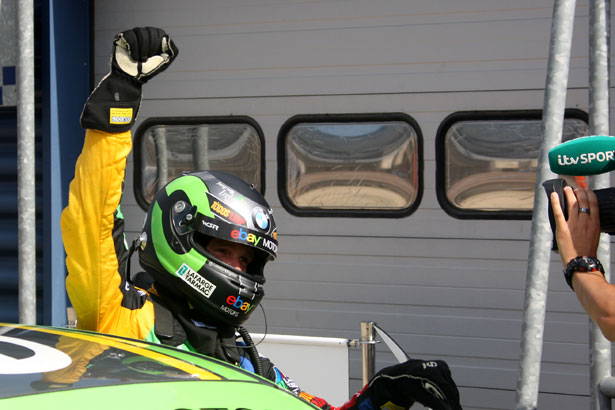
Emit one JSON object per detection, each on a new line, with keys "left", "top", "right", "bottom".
{"left": 352, "top": 359, "right": 462, "bottom": 410}
{"left": 80, "top": 27, "right": 178, "bottom": 133}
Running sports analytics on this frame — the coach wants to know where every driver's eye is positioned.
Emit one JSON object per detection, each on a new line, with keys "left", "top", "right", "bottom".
{"left": 209, "top": 247, "right": 229, "bottom": 257}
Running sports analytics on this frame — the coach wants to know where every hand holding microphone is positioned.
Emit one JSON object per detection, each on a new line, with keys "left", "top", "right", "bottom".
{"left": 544, "top": 136, "right": 615, "bottom": 249}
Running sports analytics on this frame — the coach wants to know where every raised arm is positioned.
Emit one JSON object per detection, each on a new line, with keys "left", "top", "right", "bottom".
{"left": 61, "top": 27, "right": 177, "bottom": 334}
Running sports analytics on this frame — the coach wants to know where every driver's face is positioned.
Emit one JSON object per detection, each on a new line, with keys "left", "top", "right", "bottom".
{"left": 206, "top": 238, "right": 255, "bottom": 272}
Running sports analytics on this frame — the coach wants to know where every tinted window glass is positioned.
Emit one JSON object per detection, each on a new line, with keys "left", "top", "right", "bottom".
{"left": 279, "top": 114, "right": 422, "bottom": 217}
{"left": 134, "top": 117, "right": 264, "bottom": 210}
{"left": 436, "top": 110, "right": 589, "bottom": 218}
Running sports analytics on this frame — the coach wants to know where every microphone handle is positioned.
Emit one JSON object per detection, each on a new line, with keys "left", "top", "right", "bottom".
{"left": 594, "top": 187, "right": 615, "bottom": 234}
{"left": 543, "top": 178, "right": 615, "bottom": 254}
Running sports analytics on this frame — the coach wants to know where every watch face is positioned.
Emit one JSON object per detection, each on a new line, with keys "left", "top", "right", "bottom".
{"left": 574, "top": 257, "right": 600, "bottom": 272}
{"left": 564, "top": 257, "right": 604, "bottom": 290}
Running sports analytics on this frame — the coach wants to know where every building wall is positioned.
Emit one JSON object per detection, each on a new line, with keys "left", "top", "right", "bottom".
{"left": 92, "top": 1, "right": 609, "bottom": 409}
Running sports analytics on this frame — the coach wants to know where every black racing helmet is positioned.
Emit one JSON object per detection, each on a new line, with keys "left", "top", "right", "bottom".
{"left": 138, "top": 171, "right": 278, "bottom": 327}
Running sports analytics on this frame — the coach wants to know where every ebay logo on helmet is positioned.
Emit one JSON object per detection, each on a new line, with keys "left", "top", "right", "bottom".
{"left": 226, "top": 295, "right": 256, "bottom": 313}
{"left": 230, "top": 227, "right": 278, "bottom": 255}
{"left": 230, "top": 228, "right": 262, "bottom": 246}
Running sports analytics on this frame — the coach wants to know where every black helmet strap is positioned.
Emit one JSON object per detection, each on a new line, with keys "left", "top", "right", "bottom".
{"left": 125, "top": 237, "right": 140, "bottom": 284}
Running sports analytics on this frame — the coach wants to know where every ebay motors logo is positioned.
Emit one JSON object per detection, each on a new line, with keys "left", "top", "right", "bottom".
{"left": 230, "top": 228, "right": 278, "bottom": 253}
{"left": 226, "top": 295, "right": 256, "bottom": 313}
{"left": 557, "top": 150, "right": 615, "bottom": 166}
{"left": 231, "top": 228, "right": 261, "bottom": 245}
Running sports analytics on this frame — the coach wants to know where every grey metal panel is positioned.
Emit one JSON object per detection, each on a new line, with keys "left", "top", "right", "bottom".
{"left": 92, "top": 0, "right": 591, "bottom": 99}
{"left": 92, "top": 2, "right": 610, "bottom": 409}
{"left": 123, "top": 95, "right": 603, "bottom": 409}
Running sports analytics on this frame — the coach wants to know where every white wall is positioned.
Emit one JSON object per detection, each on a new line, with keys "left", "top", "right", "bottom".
{"left": 251, "top": 333, "right": 349, "bottom": 406}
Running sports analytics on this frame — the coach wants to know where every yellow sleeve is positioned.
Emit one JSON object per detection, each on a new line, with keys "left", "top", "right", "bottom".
{"left": 61, "top": 129, "right": 154, "bottom": 339}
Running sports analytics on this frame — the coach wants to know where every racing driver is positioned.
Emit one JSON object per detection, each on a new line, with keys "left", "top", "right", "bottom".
{"left": 61, "top": 26, "right": 463, "bottom": 410}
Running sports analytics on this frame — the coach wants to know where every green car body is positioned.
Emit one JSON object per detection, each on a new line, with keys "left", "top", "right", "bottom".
{"left": 0, "top": 323, "right": 317, "bottom": 410}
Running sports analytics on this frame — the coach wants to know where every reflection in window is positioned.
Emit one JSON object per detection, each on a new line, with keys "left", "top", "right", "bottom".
{"left": 137, "top": 120, "right": 263, "bottom": 207}
{"left": 282, "top": 117, "right": 422, "bottom": 215}
{"left": 439, "top": 113, "right": 588, "bottom": 215}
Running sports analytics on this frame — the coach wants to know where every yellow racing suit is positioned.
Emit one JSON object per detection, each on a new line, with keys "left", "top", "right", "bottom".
{"left": 60, "top": 128, "right": 337, "bottom": 409}
{"left": 61, "top": 128, "right": 462, "bottom": 410}
{"left": 61, "top": 129, "right": 155, "bottom": 340}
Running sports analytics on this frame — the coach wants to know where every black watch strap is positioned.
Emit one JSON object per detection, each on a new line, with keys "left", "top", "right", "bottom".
{"left": 564, "top": 256, "right": 605, "bottom": 290}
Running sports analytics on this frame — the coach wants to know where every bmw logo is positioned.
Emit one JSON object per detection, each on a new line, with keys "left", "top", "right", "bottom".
{"left": 253, "top": 208, "right": 270, "bottom": 231}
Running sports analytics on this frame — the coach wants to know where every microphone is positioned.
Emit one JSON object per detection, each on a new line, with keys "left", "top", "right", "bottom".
{"left": 543, "top": 177, "right": 615, "bottom": 246}
{"left": 548, "top": 135, "right": 615, "bottom": 176}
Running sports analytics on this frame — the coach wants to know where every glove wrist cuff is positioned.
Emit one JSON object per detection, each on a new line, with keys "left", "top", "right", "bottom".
{"left": 80, "top": 72, "right": 142, "bottom": 133}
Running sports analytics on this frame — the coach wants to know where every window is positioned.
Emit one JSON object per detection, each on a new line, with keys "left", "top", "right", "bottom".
{"left": 134, "top": 117, "right": 265, "bottom": 210}
{"left": 278, "top": 113, "right": 423, "bottom": 217}
{"left": 435, "top": 110, "right": 589, "bottom": 219}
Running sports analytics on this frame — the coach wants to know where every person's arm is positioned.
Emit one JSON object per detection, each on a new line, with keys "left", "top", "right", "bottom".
{"left": 61, "top": 27, "right": 177, "bottom": 335}
{"left": 337, "top": 359, "right": 462, "bottom": 410}
{"left": 61, "top": 129, "right": 133, "bottom": 332}
{"left": 551, "top": 186, "right": 615, "bottom": 341}
{"left": 261, "top": 357, "right": 462, "bottom": 410}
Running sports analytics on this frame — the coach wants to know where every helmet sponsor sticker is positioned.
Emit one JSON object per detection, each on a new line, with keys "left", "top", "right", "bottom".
{"left": 176, "top": 263, "right": 216, "bottom": 298}
{"left": 231, "top": 228, "right": 261, "bottom": 246}
{"left": 228, "top": 211, "right": 247, "bottom": 225}
{"left": 226, "top": 295, "right": 256, "bottom": 313}
{"left": 196, "top": 214, "right": 278, "bottom": 258}
{"left": 213, "top": 181, "right": 243, "bottom": 203}
{"left": 220, "top": 305, "right": 240, "bottom": 317}
{"left": 211, "top": 200, "right": 231, "bottom": 218}
{"left": 252, "top": 207, "right": 270, "bottom": 231}
{"left": 231, "top": 228, "right": 278, "bottom": 255}
{"left": 201, "top": 220, "right": 219, "bottom": 231}
{"left": 207, "top": 194, "right": 247, "bottom": 226}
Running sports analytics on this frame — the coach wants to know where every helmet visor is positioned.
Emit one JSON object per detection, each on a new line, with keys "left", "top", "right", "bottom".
{"left": 194, "top": 213, "right": 278, "bottom": 260}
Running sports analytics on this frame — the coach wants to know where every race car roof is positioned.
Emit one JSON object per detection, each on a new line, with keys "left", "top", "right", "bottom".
{"left": 0, "top": 323, "right": 263, "bottom": 397}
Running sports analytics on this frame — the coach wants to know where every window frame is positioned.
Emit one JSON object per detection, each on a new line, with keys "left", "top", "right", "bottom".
{"left": 435, "top": 109, "right": 589, "bottom": 220}
{"left": 133, "top": 116, "right": 266, "bottom": 211}
{"left": 277, "top": 113, "right": 424, "bottom": 218}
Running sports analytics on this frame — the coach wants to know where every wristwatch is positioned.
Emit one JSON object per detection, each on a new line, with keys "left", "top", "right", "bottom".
{"left": 564, "top": 256, "right": 605, "bottom": 290}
